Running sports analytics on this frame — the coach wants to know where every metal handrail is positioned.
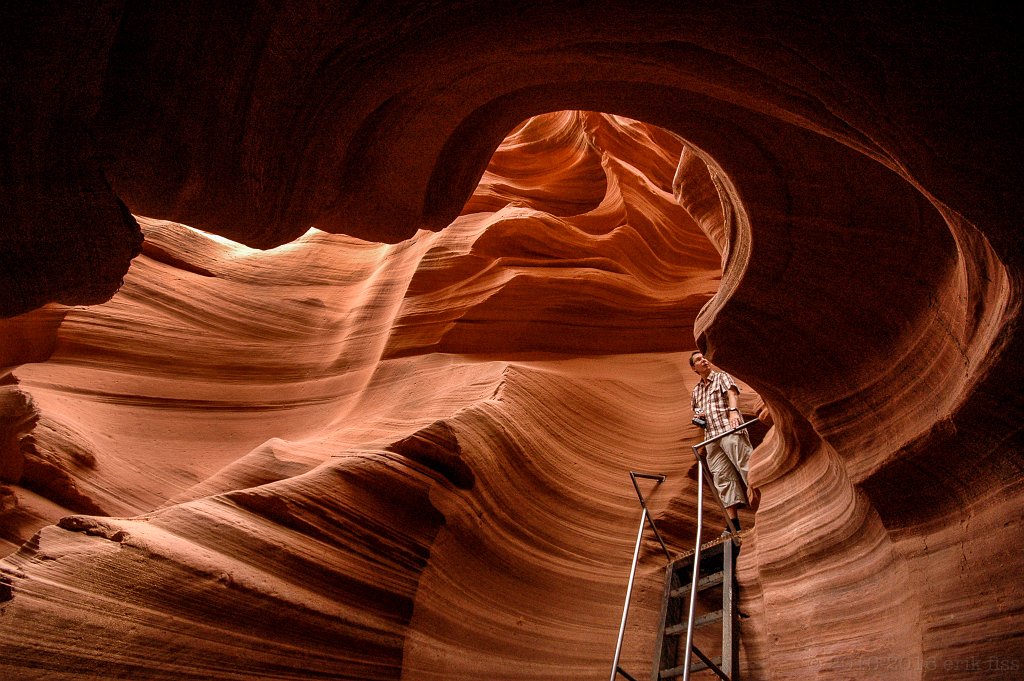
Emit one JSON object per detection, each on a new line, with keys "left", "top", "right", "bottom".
{"left": 682, "top": 418, "right": 759, "bottom": 680}
{"left": 609, "top": 472, "right": 666, "bottom": 681}
{"left": 693, "top": 417, "right": 759, "bottom": 541}
{"left": 630, "top": 472, "right": 673, "bottom": 562}
{"left": 610, "top": 418, "right": 760, "bottom": 681}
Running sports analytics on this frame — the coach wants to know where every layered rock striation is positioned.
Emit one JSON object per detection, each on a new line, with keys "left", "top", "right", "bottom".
{"left": 2, "top": 113, "right": 737, "bottom": 679}
{"left": 2, "top": 4, "right": 1022, "bottom": 680}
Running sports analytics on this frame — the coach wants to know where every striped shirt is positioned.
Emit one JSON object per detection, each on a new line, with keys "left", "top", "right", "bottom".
{"left": 691, "top": 370, "right": 740, "bottom": 437}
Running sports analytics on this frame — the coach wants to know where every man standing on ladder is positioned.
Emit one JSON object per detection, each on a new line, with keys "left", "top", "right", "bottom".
{"left": 689, "top": 351, "right": 760, "bottom": 537}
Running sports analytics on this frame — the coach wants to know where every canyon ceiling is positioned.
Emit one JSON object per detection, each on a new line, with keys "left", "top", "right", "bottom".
{"left": 1, "top": 3, "right": 1022, "bottom": 680}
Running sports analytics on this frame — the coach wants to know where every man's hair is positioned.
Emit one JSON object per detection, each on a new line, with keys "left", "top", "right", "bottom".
{"left": 689, "top": 350, "right": 703, "bottom": 367}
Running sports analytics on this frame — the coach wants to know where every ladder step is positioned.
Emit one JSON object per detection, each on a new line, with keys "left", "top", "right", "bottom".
{"left": 663, "top": 609, "right": 724, "bottom": 636}
{"left": 695, "top": 609, "right": 724, "bottom": 627}
{"left": 670, "top": 537, "right": 728, "bottom": 569}
{"left": 670, "top": 571, "right": 723, "bottom": 598}
{"left": 659, "top": 657, "right": 723, "bottom": 678}
{"left": 692, "top": 655, "right": 724, "bottom": 674}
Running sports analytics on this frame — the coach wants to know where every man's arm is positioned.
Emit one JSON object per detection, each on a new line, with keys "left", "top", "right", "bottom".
{"left": 726, "top": 386, "right": 742, "bottom": 428}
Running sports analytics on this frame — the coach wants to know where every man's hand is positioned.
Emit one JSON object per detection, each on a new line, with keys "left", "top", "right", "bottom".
{"left": 728, "top": 410, "right": 742, "bottom": 428}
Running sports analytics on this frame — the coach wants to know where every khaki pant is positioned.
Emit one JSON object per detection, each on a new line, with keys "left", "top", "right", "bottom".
{"left": 705, "top": 432, "right": 751, "bottom": 508}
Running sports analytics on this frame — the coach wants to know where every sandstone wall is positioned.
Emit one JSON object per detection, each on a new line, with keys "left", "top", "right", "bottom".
{"left": 2, "top": 4, "right": 1021, "bottom": 679}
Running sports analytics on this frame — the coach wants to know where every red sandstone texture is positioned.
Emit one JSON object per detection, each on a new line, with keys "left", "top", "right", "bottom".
{"left": 2, "top": 4, "right": 1022, "bottom": 680}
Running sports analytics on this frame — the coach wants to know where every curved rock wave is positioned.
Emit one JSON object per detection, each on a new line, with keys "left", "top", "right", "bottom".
{"left": 2, "top": 113, "right": 734, "bottom": 679}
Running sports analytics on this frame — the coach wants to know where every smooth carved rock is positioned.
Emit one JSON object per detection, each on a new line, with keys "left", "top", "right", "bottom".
{"left": 1, "top": 4, "right": 1022, "bottom": 681}
{"left": 2, "top": 114, "right": 734, "bottom": 679}
{"left": 2, "top": 4, "right": 1018, "bottom": 315}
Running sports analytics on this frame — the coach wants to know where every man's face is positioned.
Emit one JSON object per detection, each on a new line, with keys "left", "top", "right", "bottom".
{"left": 691, "top": 353, "right": 711, "bottom": 376}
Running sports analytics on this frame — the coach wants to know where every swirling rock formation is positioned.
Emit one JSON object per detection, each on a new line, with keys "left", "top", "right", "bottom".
{"left": 2, "top": 3, "right": 1022, "bottom": 680}
{"left": 1, "top": 112, "right": 727, "bottom": 680}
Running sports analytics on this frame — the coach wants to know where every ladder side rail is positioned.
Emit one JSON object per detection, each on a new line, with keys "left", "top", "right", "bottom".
{"left": 722, "top": 530, "right": 739, "bottom": 679}
{"left": 650, "top": 557, "right": 679, "bottom": 681}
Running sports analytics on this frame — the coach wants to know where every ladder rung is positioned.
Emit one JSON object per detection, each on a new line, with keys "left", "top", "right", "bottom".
{"left": 695, "top": 609, "right": 724, "bottom": 627}
{"left": 664, "top": 622, "right": 685, "bottom": 636}
{"left": 664, "top": 609, "right": 724, "bottom": 636}
{"left": 670, "top": 571, "right": 723, "bottom": 598}
{"left": 659, "top": 657, "right": 723, "bottom": 678}
{"left": 670, "top": 534, "right": 732, "bottom": 567}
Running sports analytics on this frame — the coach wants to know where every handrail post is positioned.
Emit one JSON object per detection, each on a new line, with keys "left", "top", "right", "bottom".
{"left": 630, "top": 472, "right": 672, "bottom": 561}
{"left": 610, "top": 472, "right": 669, "bottom": 680}
{"left": 609, "top": 506, "right": 650, "bottom": 681}
{"left": 681, "top": 455, "right": 704, "bottom": 680}
{"left": 680, "top": 417, "right": 759, "bottom": 679}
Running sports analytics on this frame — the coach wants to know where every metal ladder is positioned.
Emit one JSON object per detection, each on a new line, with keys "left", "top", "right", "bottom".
{"left": 609, "top": 419, "right": 757, "bottom": 681}
{"left": 652, "top": 536, "right": 738, "bottom": 679}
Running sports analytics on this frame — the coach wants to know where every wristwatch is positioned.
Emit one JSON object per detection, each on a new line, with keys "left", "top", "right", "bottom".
{"left": 728, "top": 407, "right": 739, "bottom": 412}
